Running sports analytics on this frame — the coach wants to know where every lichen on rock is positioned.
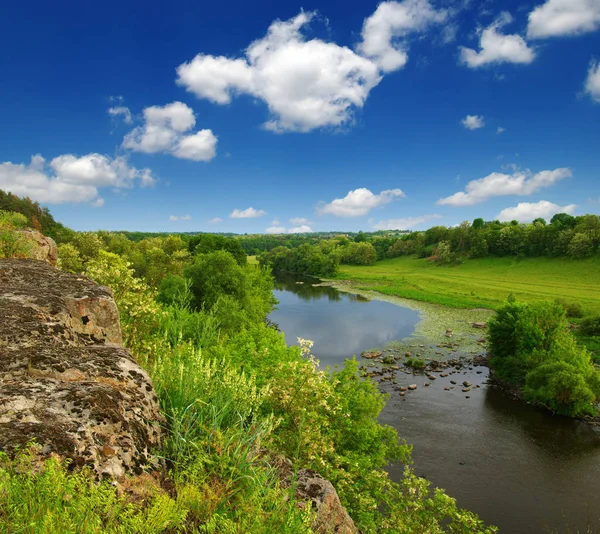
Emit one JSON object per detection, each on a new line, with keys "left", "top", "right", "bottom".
{"left": 0, "top": 258, "right": 164, "bottom": 479}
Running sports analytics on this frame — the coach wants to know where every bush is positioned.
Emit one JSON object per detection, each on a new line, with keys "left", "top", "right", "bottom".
{"left": 489, "top": 300, "right": 600, "bottom": 417}
{"left": 0, "top": 210, "right": 31, "bottom": 259}
{"left": 581, "top": 314, "right": 600, "bottom": 337}
{"left": 554, "top": 298, "right": 585, "bottom": 318}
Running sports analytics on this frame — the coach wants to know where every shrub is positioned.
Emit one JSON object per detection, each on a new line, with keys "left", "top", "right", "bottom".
{"left": 554, "top": 298, "right": 585, "bottom": 318}
{"left": 0, "top": 210, "right": 31, "bottom": 259}
{"left": 581, "top": 314, "right": 600, "bottom": 337}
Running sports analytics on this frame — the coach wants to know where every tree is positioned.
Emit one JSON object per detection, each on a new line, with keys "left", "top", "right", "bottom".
{"left": 567, "top": 233, "right": 594, "bottom": 259}
{"left": 550, "top": 213, "right": 576, "bottom": 230}
{"left": 472, "top": 218, "right": 485, "bottom": 230}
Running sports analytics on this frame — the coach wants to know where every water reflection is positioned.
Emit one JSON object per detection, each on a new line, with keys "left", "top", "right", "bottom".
{"left": 273, "top": 272, "right": 369, "bottom": 302}
{"left": 270, "top": 272, "right": 419, "bottom": 368}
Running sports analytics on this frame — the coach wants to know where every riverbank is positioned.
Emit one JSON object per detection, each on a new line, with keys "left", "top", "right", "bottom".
{"left": 335, "top": 256, "right": 600, "bottom": 313}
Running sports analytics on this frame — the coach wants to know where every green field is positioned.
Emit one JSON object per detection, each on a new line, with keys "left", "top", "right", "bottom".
{"left": 337, "top": 255, "right": 600, "bottom": 313}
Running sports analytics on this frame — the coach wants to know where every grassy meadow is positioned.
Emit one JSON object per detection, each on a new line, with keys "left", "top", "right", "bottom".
{"left": 336, "top": 255, "right": 600, "bottom": 313}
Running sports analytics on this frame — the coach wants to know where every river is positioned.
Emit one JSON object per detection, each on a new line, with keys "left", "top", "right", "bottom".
{"left": 269, "top": 273, "right": 600, "bottom": 534}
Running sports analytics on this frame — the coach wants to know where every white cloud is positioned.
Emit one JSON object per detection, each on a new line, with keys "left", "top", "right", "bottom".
{"left": 585, "top": 59, "right": 600, "bottom": 102}
{"left": 358, "top": 0, "right": 448, "bottom": 72}
{"left": 177, "top": 4, "right": 445, "bottom": 133}
{"left": 0, "top": 154, "right": 154, "bottom": 205}
{"left": 460, "top": 12, "right": 535, "bottom": 68}
{"left": 497, "top": 126, "right": 506, "bottom": 134}
{"left": 437, "top": 167, "right": 572, "bottom": 206}
{"left": 265, "top": 224, "right": 314, "bottom": 234}
{"left": 317, "top": 187, "right": 405, "bottom": 217}
{"left": 209, "top": 217, "right": 223, "bottom": 224}
{"left": 290, "top": 217, "right": 310, "bottom": 225}
{"left": 108, "top": 106, "right": 133, "bottom": 124}
{"left": 169, "top": 215, "right": 192, "bottom": 221}
{"left": 230, "top": 207, "right": 267, "bottom": 218}
{"left": 527, "top": 0, "right": 600, "bottom": 39}
{"left": 265, "top": 226, "right": 287, "bottom": 234}
{"left": 461, "top": 114, "right": 485, "bottom": 129}
{"left": 122, "top": 102, "right": 217, "bottom": 161}
{"left": 373, "top": 214, "right": 442, "bottom": 230}
{"left": 497, "top": 200, "right": 577, "bottom": 221}
{"left": 288, "top": 225, "right": 313, "bottom": 233}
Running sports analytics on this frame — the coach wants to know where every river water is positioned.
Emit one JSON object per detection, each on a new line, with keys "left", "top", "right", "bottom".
{"left": 269, "top": 273, "right": 600, "bottom": 534}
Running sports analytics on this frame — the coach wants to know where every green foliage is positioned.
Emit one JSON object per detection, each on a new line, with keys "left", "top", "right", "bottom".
{"left": 184, "top": 250, "right": 276, "bottom": 331}
{"left": 0, "top": 190, "right": 71, "bottom": 242}
{"left": 0, "top": 211, "right": 32, "bottom": 259}
{"left": 340, "top": 242, "right": 377, "bottom": 265}
{"left": 554, "top": 298, "right": 585, "bottom": 318}
{"left": 432, "top": 241, "right": 453, "bottom": 264}
{"left": 188, "top": 234, "right": 246, "bottom": 266}
{"left": 0, "top": 449, "right": 187, "bottom": 533}
{"left": 259, "top": 243, "right": 340, "bottom": 277}
{"left": 489, "top": 300, "right": 600, "bottom": 417}
{"left": 57, "top": 243, "right": 83, "bottom": 273}
{"left": 405, "top": 358, "right": 427, "bottom": 370}
{"left": 568, "top": 232, "right": 594, "bottom": 259}
{"left": 580, "top": 314, "right": 600, "bottom": 337}
{"left": 157, "top": 274, "right": 193, "bottom": 308}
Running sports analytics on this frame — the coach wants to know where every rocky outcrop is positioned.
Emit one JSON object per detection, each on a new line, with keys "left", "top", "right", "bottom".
{"left": 18, "top": 229, "right": 58, "bottom": 266}
{"left": 0, "top": 259, "right": 163, "bottom": 479}
{"left": 273, "top": 456, "right": 358, "bottom": 534}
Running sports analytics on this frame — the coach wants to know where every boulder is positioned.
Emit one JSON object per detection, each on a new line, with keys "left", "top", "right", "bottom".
{"left": 273, "top": 456, "right": 358, "bottom": 534}
{"left": 0, "top": 259, "right": 163, "bottom": 479}
{"left": 18, "top": 229, "right": 58, "bottom": 266}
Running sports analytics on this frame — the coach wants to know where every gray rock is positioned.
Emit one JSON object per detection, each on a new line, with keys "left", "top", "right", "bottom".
{"left": 0, "top": 259, "right": 163, "bottom": 480}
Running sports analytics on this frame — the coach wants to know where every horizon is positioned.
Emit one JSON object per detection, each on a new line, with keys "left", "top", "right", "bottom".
{"left": 1, "top": 0, "right": 599, "bottom": 233}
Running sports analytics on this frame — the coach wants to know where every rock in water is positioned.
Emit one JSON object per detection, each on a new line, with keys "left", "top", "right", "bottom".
{"left": 0, "top": 259, "right": 164, "bottom": 479}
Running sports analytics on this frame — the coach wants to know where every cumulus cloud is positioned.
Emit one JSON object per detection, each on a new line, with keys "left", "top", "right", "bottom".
{"left": 169, "top": 214, "right": 191, "bottom": 221}
{"left": 209, "top": 217, "right": 223, "bottom": 224}
{"left": 461, "top": 114, "right": 485, "bottom": 129}
{"left": 122, "top": 102, "right": 217, "bottom": 161}
{"left": 288, "top": 225, "right": 313, "bottom": 233}
{"left": 357, "top": 0, "right": 448, "bottom": 72}
{"left": 437, "top": 167, "right": 572, "bottom": 206}
{"left": 230, "top": 207, "right": 266, "bottom": 218}
{"left": 265, "top": 226, "right": 287, "bottom": 234}
{"left": 497, "top": 126, "right": 506, "bottom": 134}
{"left": 527, "top": 0, "right": 600, "bottom": 39}
{"left": 108, "top": 106, "right": 133, "bottom": 124}
{"left": 265, "top": 224, "right": 313, "bottom": 234}
{"left": 0, "top": 154, "right": 154, "bottom": 205}
{"left": 585, "top": 59, "right": 600, "bottom": 102}
{"left": 177, "top": 3, "right": 446, "bottom": 132}
{"left": 318, "top": 188, "right": 405, "bottom": 217}
{"left": 460, "top": 12, "right": 535, "bottom": 68}
{"left": 372, "top": 213, "right": 442, "bottom": 230}
{"left": 497, "top": 200, "right": 577, "bottom": 221}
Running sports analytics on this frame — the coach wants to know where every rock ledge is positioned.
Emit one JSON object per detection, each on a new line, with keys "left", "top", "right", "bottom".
{"left": 0, "top": 259, "right": 163, "bottom": 479}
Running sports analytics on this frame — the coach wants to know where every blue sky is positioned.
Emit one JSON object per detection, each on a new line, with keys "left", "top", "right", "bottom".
{"left": 1, "top": 0, "right": 599, "bottom": 233}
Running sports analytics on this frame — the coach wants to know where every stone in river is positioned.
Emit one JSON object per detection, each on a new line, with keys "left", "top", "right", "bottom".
{"left": 408, "top": 384, "right": 417, "bottom": 390}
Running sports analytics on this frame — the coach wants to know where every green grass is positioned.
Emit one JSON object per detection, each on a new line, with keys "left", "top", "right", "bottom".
{"left": 337, "top": 255, "right": 600, "bottom": 314}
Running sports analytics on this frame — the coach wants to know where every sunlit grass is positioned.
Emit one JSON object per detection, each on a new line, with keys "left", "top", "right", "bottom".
{"left": 337, "top": 256, "right": 600, "bottom": 313}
